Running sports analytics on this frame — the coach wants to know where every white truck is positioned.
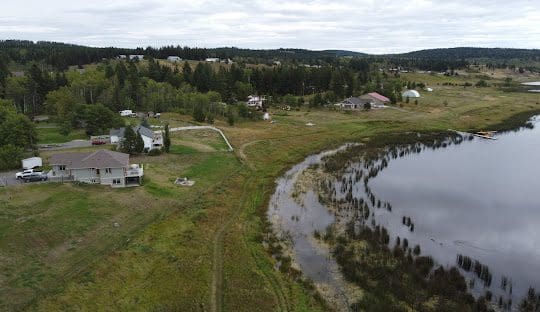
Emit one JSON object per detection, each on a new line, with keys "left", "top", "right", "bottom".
{"left": 16, "top": 168, "right": 43, "bottom": 179}
{"left": 16, "top": 157, "right": 43, "bottom": 179}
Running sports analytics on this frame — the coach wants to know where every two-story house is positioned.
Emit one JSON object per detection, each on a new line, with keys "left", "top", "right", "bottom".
{"left": 49, "top": 150, "right": 143, "bottom": 187}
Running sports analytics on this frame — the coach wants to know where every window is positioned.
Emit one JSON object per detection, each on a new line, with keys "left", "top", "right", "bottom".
{"left": 96, "top": 169, "right": 100, "bottom": 174}
{"left": 59, "top": 165, "right": 66, "bottom": 171}
{"left": 105, "top": 168, "right": 111, "bottom": 174}
{"left": 113, "top": 178, "right": 121, "bottom": 185}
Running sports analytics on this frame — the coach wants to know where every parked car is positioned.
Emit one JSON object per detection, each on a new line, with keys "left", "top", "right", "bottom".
{"left": 22, "top": 172, "right": 47, "bottom": 183}
{"left": 16, "top": 168, "right": 42, "bottom": 179}
{"left": 91, "top": 140, "right": 107, "bottom": 145}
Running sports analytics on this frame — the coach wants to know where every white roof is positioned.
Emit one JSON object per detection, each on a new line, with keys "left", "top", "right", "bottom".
{"left": 402, "top": 90, "right": 420, "bottom": 98}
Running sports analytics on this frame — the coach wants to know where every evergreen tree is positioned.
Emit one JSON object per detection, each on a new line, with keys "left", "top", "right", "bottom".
{"left": 163, "top": 123, "right": 171, "bottom": 152}
{"left": 121, "top": 126, "right": 137, "bottom": 154}
{"left": 192, "top": 104, "right": 206, "bottom": 122}
{"left": 182, "top": 61, "right": 192, "bottom": 84}
{"left": 226, "top": 106, "right": 235, "bottom": 126}
{"left": 135, "top": 131, "right": 145, "bottom": 153}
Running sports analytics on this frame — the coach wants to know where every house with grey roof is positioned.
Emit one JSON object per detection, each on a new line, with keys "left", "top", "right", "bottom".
{"left": 49, "top": 150, "right": 143, "bottom": 187}
{"left": 109, "top": 125, "right": 163, "bottom": 151}
{"left": 337, "top": 97, "right": 365, "bottom": 109}
{"left": 337, "top": 92, "right": 390, "bottom": 110}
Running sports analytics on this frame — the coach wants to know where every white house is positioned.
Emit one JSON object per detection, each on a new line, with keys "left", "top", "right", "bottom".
{"left": 110, "top": 125, "right": 163, "bottom": 151}
{"left": 205, "top": 58, "right": 220, "bottom": 63}
{"left": 129, "top": 55, "right": 145, "bottom": 61}
{"left": 247, "top": 95, "right": 265, "bottom": 109}
{"left": 167, "top": 56, "right": 182, "bottom": 62}
{"left": 49, "top": 150, "right": 143, "bottom": 187}
{"left": 118, "top": 55, "right": 127, "bottom": 59}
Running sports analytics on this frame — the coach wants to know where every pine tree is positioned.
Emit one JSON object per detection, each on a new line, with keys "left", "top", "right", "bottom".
{"left": 163, "top": 124, "right": 171, "bottom": 152}
{"left": 193, "top": 104, "right": 206, "bottom": 122}
{"left": 135, "top": 131, "right": 145, "bottom": 153}
{"left": 182, "top": 61, "right": 192, "bottom": 84}
{"left": 121, "top": 126, "right": 137, "bottom": 154}
{"left": 226, "top": 106, "right": 235, "bottom": 126}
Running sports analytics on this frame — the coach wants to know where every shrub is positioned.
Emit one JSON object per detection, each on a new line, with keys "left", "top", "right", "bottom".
{"left": 148, "top": 148, "right": 162, "bottom": 156}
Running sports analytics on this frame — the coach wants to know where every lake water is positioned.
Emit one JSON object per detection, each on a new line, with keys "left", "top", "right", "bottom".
{"left": 368, "top": 118, "right": 540, "bottom": 302}
{"left": 269, "top": 117, "right": 540, "bottom": 310}
{"left": 268, "top": 145, "right": 355, "bottom": 310}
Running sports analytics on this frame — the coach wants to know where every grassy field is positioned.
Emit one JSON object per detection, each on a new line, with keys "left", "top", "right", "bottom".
{"left": 36, "top": 125, "right": 87, "bottom": 144}
{"left": 2, "top": 71, "right": 540, "bottom": 311}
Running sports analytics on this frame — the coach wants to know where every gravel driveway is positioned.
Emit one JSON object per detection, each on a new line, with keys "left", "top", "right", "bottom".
{"left": 0, "top": 170, "right": 22, "bottom": 187}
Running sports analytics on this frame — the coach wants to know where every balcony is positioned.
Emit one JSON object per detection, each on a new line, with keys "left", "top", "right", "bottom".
{"left": 125, "top": 164, "right": 143, "bottom": 177}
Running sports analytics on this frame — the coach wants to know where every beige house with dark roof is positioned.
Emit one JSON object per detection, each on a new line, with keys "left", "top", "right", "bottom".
{"left": 49, "top": 150, "right": 143, "bottom": 187}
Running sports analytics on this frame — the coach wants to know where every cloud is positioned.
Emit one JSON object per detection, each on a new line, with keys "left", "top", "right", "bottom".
{"left": 0, "top": 0, "right": 539, "bottom": 53}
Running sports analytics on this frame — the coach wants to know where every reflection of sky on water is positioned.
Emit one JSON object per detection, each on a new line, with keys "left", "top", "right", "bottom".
{"left": 369, "top": 122, "right": 540, "bottom": 300}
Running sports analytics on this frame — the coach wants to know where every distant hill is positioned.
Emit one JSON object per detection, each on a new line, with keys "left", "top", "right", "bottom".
{"left": 389, "top": 47, "right": 540, "bottom": 61}
{"left": 1, "top": 40, "right": 538, "bottom": 70}
{"left": 322, "top": 50, "right": 367, "bottom": 57}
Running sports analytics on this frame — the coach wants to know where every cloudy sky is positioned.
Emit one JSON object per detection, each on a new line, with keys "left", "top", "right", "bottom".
{"left": 1, "top": 0, "right": 539, "bottom": 54}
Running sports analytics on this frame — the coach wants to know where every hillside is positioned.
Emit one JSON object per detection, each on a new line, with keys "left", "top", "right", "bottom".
{"left": 392, "top": 47, "right": 540, "bottom": 60}
{"left": 2, "top": 40, "right": 539, "bottom": 70}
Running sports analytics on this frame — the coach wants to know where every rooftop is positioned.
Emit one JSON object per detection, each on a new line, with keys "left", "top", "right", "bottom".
{"left": 50, "top": 150, "right": 130, "bottom": 169}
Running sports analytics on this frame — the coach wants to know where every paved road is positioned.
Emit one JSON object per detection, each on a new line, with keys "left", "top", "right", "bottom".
{"left": 0, "top": 170, "right": 20, "bottom": 187}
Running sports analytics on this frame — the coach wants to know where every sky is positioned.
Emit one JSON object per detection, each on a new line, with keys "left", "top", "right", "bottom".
{"left": 1, "top": 0, "right": 539, "bottom": 54}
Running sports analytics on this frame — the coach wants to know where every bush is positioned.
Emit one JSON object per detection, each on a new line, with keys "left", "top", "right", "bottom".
{"left": 148, "top": 148, "right": 162, "bottom": 156}
{"left": 0, "top": 144, "right": 24, "bottom": 170}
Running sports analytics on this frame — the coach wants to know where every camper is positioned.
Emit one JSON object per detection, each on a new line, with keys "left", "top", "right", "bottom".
{"left": 120, "top": 110, "right": 133, "bottom": 117}
{"left": 22, "top": 157, "right": 42, "bottom": 170}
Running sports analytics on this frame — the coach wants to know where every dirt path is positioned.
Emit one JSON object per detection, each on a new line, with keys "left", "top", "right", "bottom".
{"left": 210, "top": 177, "right": 251, "bottom": 312}
{"left": 237, "top": 140, "right": 263, "bottom": 170}
{"left": 210, "top": 139, "right": 291, "bottom": 312}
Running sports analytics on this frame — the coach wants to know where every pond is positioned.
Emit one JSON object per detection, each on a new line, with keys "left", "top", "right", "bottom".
{"left": 368, "top": 117, "right": 540, "bottom": 303}
{"left": 269, "top": 117, "right": 540, "bottom": 310}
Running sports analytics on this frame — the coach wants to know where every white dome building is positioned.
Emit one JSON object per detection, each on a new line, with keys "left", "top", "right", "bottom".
{"left": 402, "top": 90, "right": 421, "bottom": 98}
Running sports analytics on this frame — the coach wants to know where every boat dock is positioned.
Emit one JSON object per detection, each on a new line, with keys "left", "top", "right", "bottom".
{"left": 448, "top": 129, "right": 498, "bottom": 140}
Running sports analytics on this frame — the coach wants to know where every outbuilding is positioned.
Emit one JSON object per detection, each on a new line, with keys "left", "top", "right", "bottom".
{"left": 402, "top": 90, "right": 421, "bottom": 98}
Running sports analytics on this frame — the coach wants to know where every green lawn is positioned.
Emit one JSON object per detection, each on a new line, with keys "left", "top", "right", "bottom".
{"left": 36, "top": 126, "right": 87, "bottom": 144}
